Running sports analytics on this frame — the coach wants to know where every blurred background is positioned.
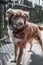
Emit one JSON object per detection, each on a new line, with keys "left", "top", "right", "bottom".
{"left": 0, "top": 0, "right": 43, "bottom": 39}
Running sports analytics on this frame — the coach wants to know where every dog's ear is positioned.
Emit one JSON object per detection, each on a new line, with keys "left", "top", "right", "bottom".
{"left": 6, "top": 8, "right": 13, "bottom": 17}
{"left": 24, "top": 11, "right": 30, "bottom": 21}
{"left": 6, "top": 8, "right": 13, "bottom": 21}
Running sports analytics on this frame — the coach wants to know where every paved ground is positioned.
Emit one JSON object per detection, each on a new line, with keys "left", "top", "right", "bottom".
{"left": 0, "top": 31, "right": 43, "bottom": 65}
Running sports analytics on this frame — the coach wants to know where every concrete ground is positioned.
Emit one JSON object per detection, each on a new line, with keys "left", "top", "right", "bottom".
{"left": 0, "top": 31, "right": 43, "bottom": 65}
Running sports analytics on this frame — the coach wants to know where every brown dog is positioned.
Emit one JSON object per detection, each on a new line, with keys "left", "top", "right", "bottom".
{"left": 6, "top": 8, "right": 43, "bottom": 65}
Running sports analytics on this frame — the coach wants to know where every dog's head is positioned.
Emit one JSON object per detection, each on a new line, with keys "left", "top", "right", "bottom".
{"left": 6, "top": 8, "right": 29, "bottom": 30}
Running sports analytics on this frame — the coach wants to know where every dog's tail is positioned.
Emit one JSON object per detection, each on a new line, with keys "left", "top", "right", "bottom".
{"left": 38, "top": 25, "right": 43, "bottom": 30}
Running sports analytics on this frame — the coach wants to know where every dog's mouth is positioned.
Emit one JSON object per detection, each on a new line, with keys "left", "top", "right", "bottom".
{"left": 13, "top": 23, "right": 24, "bottom": 29}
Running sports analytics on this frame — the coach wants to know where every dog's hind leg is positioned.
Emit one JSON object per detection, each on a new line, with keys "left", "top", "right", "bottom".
{"left": 28, "top": 39, "right": 33, "bottom": 52}
{"left": 35, "top": 32, "right": 43, "bottom": 51}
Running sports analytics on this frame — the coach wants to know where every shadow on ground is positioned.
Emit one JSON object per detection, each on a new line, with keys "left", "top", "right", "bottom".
{"left": 28, "top": 51, "right": 43, "bottom": 65}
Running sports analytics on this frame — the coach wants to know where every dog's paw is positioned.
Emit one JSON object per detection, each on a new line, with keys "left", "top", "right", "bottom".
{"left": 9, "top": 57, "right": 17, "bottom": 63}
{"left": 27, "top": 50, "right": 32, "bottom": 52}
{"left": 11, "top": 60, "right": 17, "bottom": 63}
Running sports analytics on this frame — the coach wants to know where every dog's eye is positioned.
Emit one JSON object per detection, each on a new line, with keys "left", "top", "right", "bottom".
{"left": 22, "top": 16, "right": 25, "bottom": 19}
{"left": 10, "top": 15, "right": 17, "bottom": 24}
{"left": 12, "top": 15, "right": 19, "bottom": 19}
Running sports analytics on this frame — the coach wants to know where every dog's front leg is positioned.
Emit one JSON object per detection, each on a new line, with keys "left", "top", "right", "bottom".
{"left": 14, "top": 44, "right": 18, "bottom": 62}
{"left": 17, "top": 47, "right": 23, "bottom": 65}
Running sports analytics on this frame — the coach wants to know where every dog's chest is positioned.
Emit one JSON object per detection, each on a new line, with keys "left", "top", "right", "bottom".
{"left": 13, "top": 31, "right": 25, "bottom": 39}
{"left": 7, "top": 26, "right": 19, "bottom": 44}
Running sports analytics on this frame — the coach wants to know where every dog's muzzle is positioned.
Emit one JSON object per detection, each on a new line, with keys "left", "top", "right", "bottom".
{"left": 15, "top": 18, "right": 24, "bottom": 29}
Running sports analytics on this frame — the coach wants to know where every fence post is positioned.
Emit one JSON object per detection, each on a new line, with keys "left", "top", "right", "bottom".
{"left": 0, "top": 4, "right": 3, "bottom": 39}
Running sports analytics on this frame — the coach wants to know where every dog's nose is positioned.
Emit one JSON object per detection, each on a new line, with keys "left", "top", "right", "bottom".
{"left": 18, "top": 22, "right": 23, "bottom": 26}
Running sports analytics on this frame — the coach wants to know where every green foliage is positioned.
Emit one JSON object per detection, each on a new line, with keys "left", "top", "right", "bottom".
{"left": 29, "top": 4, "right": 43, "bottom": 23}
{"left": 35, "top": 4, "right": 42, "bottom": 10}
{"left": 30, "top": 9, "right": 43, "bottom": 23}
